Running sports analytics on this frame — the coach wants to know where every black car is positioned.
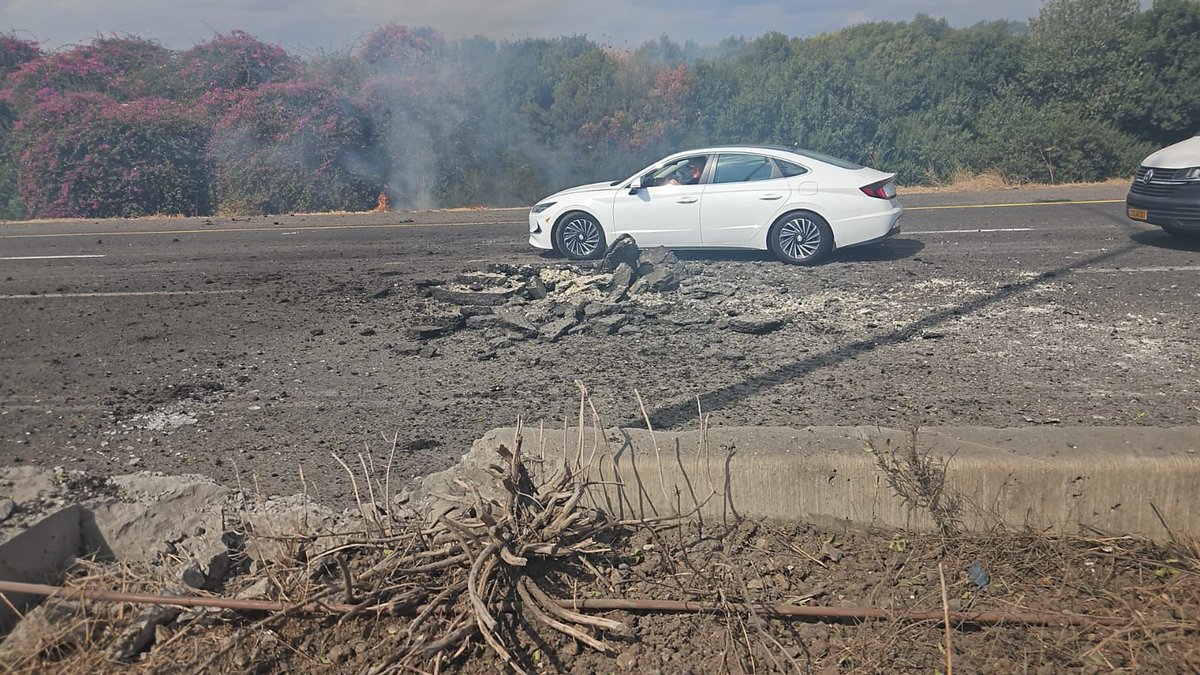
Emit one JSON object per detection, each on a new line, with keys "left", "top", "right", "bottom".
{"left": 1126, "top": 136, "right": 1200, "bottom": 239}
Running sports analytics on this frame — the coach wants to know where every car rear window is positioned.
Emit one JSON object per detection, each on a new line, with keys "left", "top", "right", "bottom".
{"left": 713, "top": 154, "right": 774, "bottom": 184}
{"left": 776, "top": 159, "right": 809, "bottom": 177}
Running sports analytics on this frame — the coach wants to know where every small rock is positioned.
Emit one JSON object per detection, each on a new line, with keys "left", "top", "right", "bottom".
{"left": 616, "top": 647, "right": 640, "bottom": 671}
{"left": 390, "top": 340, "right": 422, "bottom": 355}
{"left": 525, "top": 276, "right": 548, "bottom": 300}
{"left": 464, "top": 314, "right": 504, "bottom": 330}
{"left": 406, "top": 320, "right": 463, "bottom": 340}
{"left": 630, "top": 265, "right": 678, "bottom": 294}
{"left": 0, "top": 498, "right": 14, "bottom": 522}
{"left": 725, "top": 315, "right": 787, "bottom": 335}
{"left": 358, "top": 328, "right": 376, "bottom": 336}
{"left": 368, "top": 286, "right": 392, "bottom": 299}
{"left": 639, "top": 245, "right": 679, "bottom": 268}
{"left": 594, "top": 314, "right": 628, "bottom": 334}
{"left": 492, "top": 308, "right": 539, "bottom": 338}
{"left": 602, "top": 234, "right": 640, "bottom": 272}
{"left": 608, "top": 263, "right": 636, "bottom": 302}
{"left": 458, "top": 305, "right": 493, "bottom": 318}
{"left": 539, "top": 317, "right": 576, "bottom": 342}
{"left": 235, "top": 578, "right": 275, "bottom": 600}
{"left": 181, "top": 562, "right": 207, "bottom": 589}
{"left": 418, "top": 345, "right": 438, "bottom": 359}
{"left": 583, "top": 302, "right": 619, "bottom": 318}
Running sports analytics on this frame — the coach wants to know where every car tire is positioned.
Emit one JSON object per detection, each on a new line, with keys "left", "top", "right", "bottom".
{"left": 768, "top": 211, "right": 834, "bottom": 265}
{"left": 555, "top": 211, "right": 606, "bottom": 260}
{"left": 1162, "top": 224, "right": 1200, "bottom": 239}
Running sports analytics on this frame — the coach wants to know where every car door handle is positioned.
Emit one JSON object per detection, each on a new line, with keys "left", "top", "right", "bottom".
{"left": 676, "top": 196, "right": 698, "bottom": 204}
{"left": 758, "top": 193, "right": 783, "bottom": 200}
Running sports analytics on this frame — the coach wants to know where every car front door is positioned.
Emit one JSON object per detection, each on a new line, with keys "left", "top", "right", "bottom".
{"left": 700, "top": 153, "right": 793, "bottom": 245}
{"left": 610, "top": 157, "right": 707, "bottom": 248}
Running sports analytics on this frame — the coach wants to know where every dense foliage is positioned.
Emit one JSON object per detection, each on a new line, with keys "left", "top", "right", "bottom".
{"left": 0, "top": 0, "right": 1197, "bottom": 219}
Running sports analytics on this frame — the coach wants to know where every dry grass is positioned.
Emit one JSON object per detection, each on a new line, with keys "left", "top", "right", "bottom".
{"left": 900, "top": 169, "right": 1130, "bottom": 194}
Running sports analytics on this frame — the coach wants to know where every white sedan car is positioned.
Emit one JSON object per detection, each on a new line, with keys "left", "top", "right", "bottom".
{"left": 528, "top": 145, "right": 903, "bottom": 265}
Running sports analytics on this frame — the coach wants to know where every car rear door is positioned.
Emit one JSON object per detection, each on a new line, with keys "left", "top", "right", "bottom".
{"left": 700, "top": 153, "right": 793, "bottom": 245}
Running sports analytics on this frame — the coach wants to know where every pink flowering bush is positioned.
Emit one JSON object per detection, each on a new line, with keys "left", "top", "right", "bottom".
{"left": 10, "top": 92, "right": 213, "bottom": 218}
{"left": 2, "top": 35, "right": 175, "bottom": 112}
{"left": 357, "top": 24, "right": 444, "bottom": 70}
{"left": 0, "top": 34, "right": 41, "bottom": 75}
{"left": 208, "top": 80, "right": 380, "bottom": 214}
{"left": 177, "top": 31, "right": 297, "bottom": 98}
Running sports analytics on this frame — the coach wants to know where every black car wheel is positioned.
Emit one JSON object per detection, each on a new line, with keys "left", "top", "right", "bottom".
{"left": 768, "top": 211, "right": 834, "bottom": 265}
{"left": 555, "top": 212, "right": 606, "bottom": 260}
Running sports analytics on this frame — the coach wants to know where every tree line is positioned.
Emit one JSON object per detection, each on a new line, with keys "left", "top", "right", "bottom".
{"left": 0, "top": 0, "right": 1196, "bottom": 220}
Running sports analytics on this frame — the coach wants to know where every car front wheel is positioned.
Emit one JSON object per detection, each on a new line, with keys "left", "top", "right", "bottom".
{"left": 768, "top": 212, "right": 833, "bottom": 265}
{"left": 555, "top": 212, "right": 606, "bottom": 260}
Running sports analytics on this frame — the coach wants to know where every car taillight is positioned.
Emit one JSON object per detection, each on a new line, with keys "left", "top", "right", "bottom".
{"left": 860, "top": 178, "right": 895, "bottom": 200}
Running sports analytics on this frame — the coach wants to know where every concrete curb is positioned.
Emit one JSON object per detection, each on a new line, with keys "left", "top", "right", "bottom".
{"left": 425, "top": 426, "right": 1200, "bottom": 541}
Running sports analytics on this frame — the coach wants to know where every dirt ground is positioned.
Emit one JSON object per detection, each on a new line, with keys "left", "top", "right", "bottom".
{"left": 5, "top": 514, "right": 1198, "bottom": 674}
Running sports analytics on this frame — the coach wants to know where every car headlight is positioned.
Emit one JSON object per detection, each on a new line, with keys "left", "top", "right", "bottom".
{"left": 530, "top": 201, "right": 556, "bottom": 214}
{"left": 1184, "top": 167, "right": 1200, "bottom": 181}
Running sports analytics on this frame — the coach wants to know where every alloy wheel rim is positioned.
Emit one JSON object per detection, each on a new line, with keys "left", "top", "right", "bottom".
{"left": 562, "top": 217, "right": 600, "bottom": 257}
{"left": 779, "top": 217, "right": 821, "bottom": 260}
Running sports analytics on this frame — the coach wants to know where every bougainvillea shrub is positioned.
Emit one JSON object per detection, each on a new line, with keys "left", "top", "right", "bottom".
{"left": 0, "top": 34, "right": 41, "bottom": 75}
{"left": 357, "top": 23, "right": 444, "bottom": 70}
{"left": 208, "top": 79, "right": 380, "bottom": 214}
{"left": 2, "top": 36, "right": 175, "bottom": 112}
{"left": 11, "top": 92, "right": 213, "bottom": 218}
{"left": 177, "top": 31, "right": 297, "bottom": 99}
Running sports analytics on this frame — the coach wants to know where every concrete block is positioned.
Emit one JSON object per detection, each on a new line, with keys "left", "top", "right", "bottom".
{"left": 0, "top": 506, "right": 82, "bottom": 631}
{"left": 450, "top": 426, "right": 1200, "bottom": 541}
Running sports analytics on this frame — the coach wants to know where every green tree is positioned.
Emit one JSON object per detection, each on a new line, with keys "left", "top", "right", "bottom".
{"left": 1023, "top": 0, "right": 1144, "bottom": 125}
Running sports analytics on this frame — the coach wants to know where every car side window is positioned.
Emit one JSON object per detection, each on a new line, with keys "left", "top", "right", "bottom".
{"left": 647, "top": 156, "right": 706, "bottom": 187}
{"left": 712, "top": 154, "right": 775, "bottom": 184}
{"left": 776, "top": 159, "right": 809, "bottom": 177}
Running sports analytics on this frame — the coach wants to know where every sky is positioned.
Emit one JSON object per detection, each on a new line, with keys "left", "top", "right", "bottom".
{"left": 2, "top": 0, "right": 1058, "bottom": 52}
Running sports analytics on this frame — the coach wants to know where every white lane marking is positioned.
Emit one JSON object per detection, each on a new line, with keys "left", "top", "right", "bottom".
{"left": 0, "top": 254, "right": 106, "bottom": 260}
{"left": 0, "top": 289, "right": 249, "bottom": 299}
{"left": 906, "top": 228, "right": 1036, "bottom": 234}
{"left": 1074, "top": 266, "right": 1200, "bottom": 274}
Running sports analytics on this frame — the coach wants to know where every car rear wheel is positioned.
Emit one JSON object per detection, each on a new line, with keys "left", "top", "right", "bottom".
{"left": 555, "top": 212, "right": 606, "bottom": 260}
{"left": 768, "top": 211, "right": 833, "bottom": 265}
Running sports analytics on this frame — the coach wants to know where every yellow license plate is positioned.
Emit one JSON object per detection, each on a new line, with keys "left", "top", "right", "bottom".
{"left": 1127, "top": 207, "right": 1148, "bottom": 221}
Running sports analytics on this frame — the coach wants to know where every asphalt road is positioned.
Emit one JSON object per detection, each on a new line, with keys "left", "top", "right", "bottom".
{"left": 1, "top": 184, "right": 1198, "bottom": 505}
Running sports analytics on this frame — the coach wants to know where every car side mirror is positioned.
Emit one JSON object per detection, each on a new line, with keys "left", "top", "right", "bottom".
{"left": 628, "top": 176, "right": 642, "bottom": 194}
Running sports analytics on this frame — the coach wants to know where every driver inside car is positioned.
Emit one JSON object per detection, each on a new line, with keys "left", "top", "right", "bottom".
{"left": 666, "top": 157, "right": 705, "bottom": 185}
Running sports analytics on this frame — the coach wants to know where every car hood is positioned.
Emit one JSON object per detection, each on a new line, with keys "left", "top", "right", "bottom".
{"left": 547, "top": 181, "right": 619, "bottom": 199}
{"left": 1143, "top": 136, "right": 1200, "bottom": 168}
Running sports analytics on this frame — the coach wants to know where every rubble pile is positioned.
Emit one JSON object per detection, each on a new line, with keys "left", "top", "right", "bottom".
{"left": 400, "top": 235, "right": 791, "bottom": 359}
